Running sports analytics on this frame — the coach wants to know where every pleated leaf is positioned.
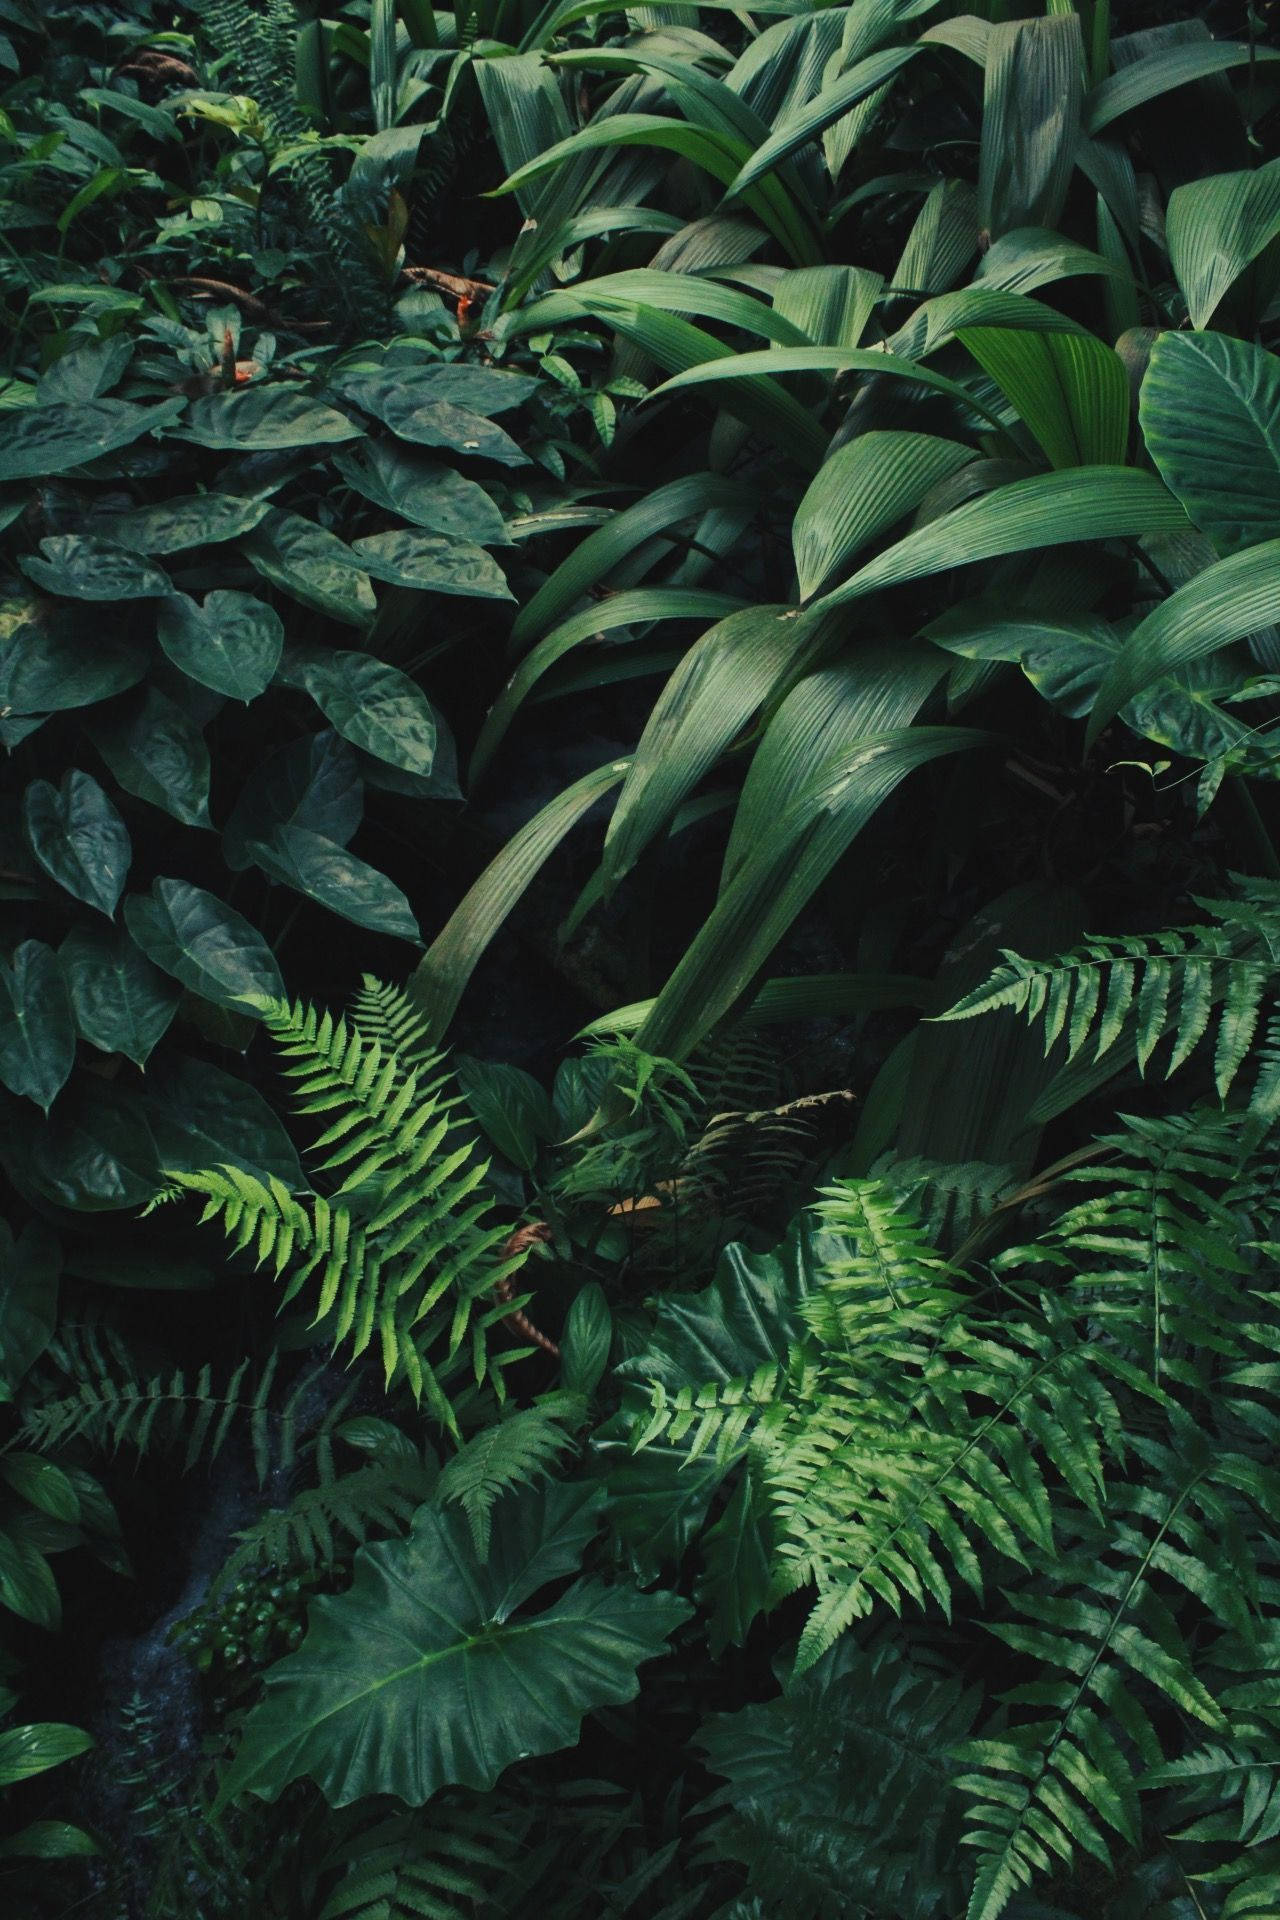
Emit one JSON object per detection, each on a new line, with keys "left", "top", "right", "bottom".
{"left": 727, "top": 45, "right": 919, "bottom": 196}
{"left": 1166, "top": 156, "right": 1280, "bottom": 330}
{"left": 1140, "top": 330, "right": 1280, "bottom": 553}
{"left": 977, "top": 15, "right": 1084, "bottom": 241}
{"left": 1085, "top": 40, "right": 1280, "bottom": 137}
{"left": 794, "top": 432, "right": 977, "bottom": 600}
{"left": 957, "top": 328, "right": 1128, "bottom": 469}
{"left": 1087, "top": 540, "right": 1280, "bottom": 746}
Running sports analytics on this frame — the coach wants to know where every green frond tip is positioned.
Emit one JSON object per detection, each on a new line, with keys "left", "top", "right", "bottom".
{"left": 171, "top": 980, "right": 540, "bottom": 1422}
{"left": 933, "top": 879, "right": 1280, "bottom": 1112}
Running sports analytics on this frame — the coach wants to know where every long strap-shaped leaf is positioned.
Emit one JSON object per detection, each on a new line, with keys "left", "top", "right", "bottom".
{"left": 511, "top": 473, "right": 755, "bottom": 650}
{"left": 470, "top": 588, "right": 746, "bottom": 785}
{"left": 648, "top": 345, "right": 1009, "bottom": 432}
{"left": 408, "top": 758, "right": 630, "bottom": 1039}
{"left": 635, "top": 726, "right": 985, "bottom": 1061}
{"left": 1085, "top": 40, "right": 1280, "bottom": 136}
{"left": 727, "top": 45, "right": 919, "bottom": 196}
{"left": 1087, "top": 541, "right": 1280, "bottom": 750}
{"left": 580, "top": 970, "right": 932, "bottom": 1037}
{"left": 957, "top": 327, "right": 1128, "bottom": 469}
{"left": 502, "top": 267, "right": 811, "bottom": 345}
{"left": 811, "top": 469, "right": 1188, "bottom": 615}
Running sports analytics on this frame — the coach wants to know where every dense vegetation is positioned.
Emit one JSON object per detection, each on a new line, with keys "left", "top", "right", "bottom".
{"left": 4, "top": 0, "right": 1280, "bottom": 1913}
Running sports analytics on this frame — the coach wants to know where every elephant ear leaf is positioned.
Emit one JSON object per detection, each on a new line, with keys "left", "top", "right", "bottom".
{"left": 215, "top": 1482, "right": 690, "bottom": 1808}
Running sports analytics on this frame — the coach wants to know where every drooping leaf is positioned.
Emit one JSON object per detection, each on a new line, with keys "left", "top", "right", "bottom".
{"left": 222, "top": 730, "right": 363, "bottom": 873}
{"left": 0, "top": 1725, "right": 92, "bottom": 1788}
{"left": 22, "top": 770, "right": 130, "bottom": 916}
{"left": 248, "top": 827, "right": 421, "bottom": 942}
{"left": 90, "top": 687, "right": 212, "bottom": 827}
{"left": 410, "top": 757, "right": 630, "bottom": 1039}
{"left": 156, "top": 591, "right": 284, "bottom": 701}
{"left": 124, "top": 879, "right": 284, "bottom": 1010}
{"left": 0, "top": 941, "right": 75, "bottom": 1111}
{"left": 217, "top": 1484, "right": 691, "bottom": 1807}
{"left": 278, "top": 648, "right": 439, "bottom": 776}
{"left": 58, "top": 924, "right": 179, "bottom": 1067}
{"left": 1140, "top": 331, "right": 1280, "bottom": 554}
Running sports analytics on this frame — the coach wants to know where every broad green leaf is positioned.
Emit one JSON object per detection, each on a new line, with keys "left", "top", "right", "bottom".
{"left": 602, "top": 605, "right": 816, "bottom": 891}
{"left": 333, "top": 364, "right": 540, "bottom": 421}
{"left": 409, "top": 757, "right": 630, "bottom": 1039}
{"left": 794, "top": 432, "right": 977, "bottom": 600}
{"left": 814, "top": 468, "right": 1188, "bottom": 614}
{"left": 560, "top": 1283, "right": 612, "bottom": 1399}
{"left": 455, "top": 1055, "right": 556, "bottom": 1171}
{"left": 978, "top": 15, "right": 1083, "bottom": 240}
{"left": 217, "top": 1484, "right": 690, "bottom": 1806}
{"left": 506, "top": 269, "right": 810, "bottom": 347}
{"left": 1166, "top": 157, "right": 1280, "bottom": 330}
{"left": 222, "top": 730, "right": 363, "bottom": 873}
{"left": 0, "top": 1528, "right": 59, "bottom": 1628}
{"left": 248, "top": 826, "right": 421, "bottom": 942}
{"left": 333, "top": 443, "right": 510, "bottom": 545}
{"left": 0, "top": 1455, "right": 80, "bottom": 1523}
{"left": 351, "top": 529, "right": 512, "bottom": 599}
{"left": 124, "top": 879, "right": 284, "bottom": 1010}
{"left": 94, "top": 491, "right": 271, "bottom": 554}
{"left": 471, "top": 588, "right": 745, "bottom": 783}
{"left": 1086, "top": 40, "right": 1280, "bottom": 136}
{"left": 1140, "top": 332, "right": 1280, "bottom": 553}
{"left": 958, "top": 327, "right": 1128, "bottom": 468}
{"left": 359, "top": 394, "right": 527, "bottom": 466}
{"left": 36, "top": 337, "right": 133, "bottom": 403}
{"left": 22, "top": 770, "right": 130, "bottom": 915}
{"left": 0, "top": 1820, "right": 99, "bottom": 1860}
{"left": 244, "top": 512, "right": 376, "bottom": 628}
{"left": 177, "top": 387, "right": 361, "bottom": 450}
{"left": 19, "top": 536, "right": 171, "bottom": 602}
{"left": 0, "top": 398, "right": 181, "bottom": 483}
{"left": 512, "top": 474, "right": 754, "bottom": 650}
{"left": 147, "top": 1054, "right": 305, "bottom": 1186}
{"left": 59, "top": 924, "right": 179, "bottom": 1066}
{"left": 157, "top": 590, "right": 284, "bottom": 701}
{"left": 637, "top": 727, "right": 984, "bottom": 1061}
{"left": 1087, "top": 540, "right": 1280, "bottom": 746}
{"left": 0, "top": 1222, "right": 59, "bottom": 1401}
{"left": 5, "top": 1078, "right": 160, "bottom": 1211}
{"left": 0, "top": 941, "right": 75, "bottom": 1111}
{"left": 0, "top": 1724, "right": 91, "bottom": 1787}
{"left": 90, "top": 687, "right": 211, "bottom": 827}
{"left": 278, "top": 647, "right": 438, "bottom": 776}
{"left": 0, "top": 610, "right": 144, "bottom": 715}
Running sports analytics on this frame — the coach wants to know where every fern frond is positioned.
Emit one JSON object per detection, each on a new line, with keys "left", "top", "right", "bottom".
{"left": 174, "top": 984, "right": 532, "bottom": 1428}
{"left": 318, "top": 1808, "right": 520, "bottom": 1920}
{"left": 214, "top": 1455, "right": 436, "bottom": 1590}
{"left": 937, "top": 880, "right": 1280, "bottom": 1114}
{"left": 435, "top": 1404, "right": 578, "bottom": 1557}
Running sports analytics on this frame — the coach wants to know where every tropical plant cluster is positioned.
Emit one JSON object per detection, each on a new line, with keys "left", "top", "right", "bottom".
{"left": 4, "top": 0, "right": 1280, "bottom": 1915}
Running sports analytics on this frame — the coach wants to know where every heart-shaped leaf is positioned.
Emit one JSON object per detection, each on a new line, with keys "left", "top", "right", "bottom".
{"left": 0, "top": 398, "right": 182, "bottom": 483}
{"left": 97, "top": 492, "right": 271, "bottom": 555}
{"left": 279, "top": 647, "right": 438, "bottom": 775}
{"left": 59, "top": 924, "right": 179, "bottom": 1067}
{"left": 22, "top": 770, "right": 131, "bottom": 915}
{"left": 146, "top": 1054, "right": 304, "bottom": 1186}
{"left": 157, "top": 591, "right": 284, "bottom": 700}
{"left": 1141, "top": 331, "right": 1280, "bottom": 555}
{"left": 19, "top": 537, "right": 171, "bottom": 602}
{"left": 244, "top": 511, "right": 375, "bottom": 626}
{"left": 247, "top": 826, "right": 421, "bottom": 941}
{"left": 0, "top": 613, "right": 145, "bottom": 716}
{"left": 217, "top": 1483, "right": 690, "bottom": 1807}
{"left": 333, "top": 443, "right": 510, "bottom": 545}
{"left": 0, "top": 942, "right": 75, "bottom": 1111}
{"left": 124, "top": 879, "right": 284, "bottom": 1010}
{"left": 90, "top": 687, "right": 211, "bottom": 827}
{"left": 178, "top": 388, "right": 361, "bottom": 450}
{"left": 351, "top": 529, "right": 512, "bottom": 599}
